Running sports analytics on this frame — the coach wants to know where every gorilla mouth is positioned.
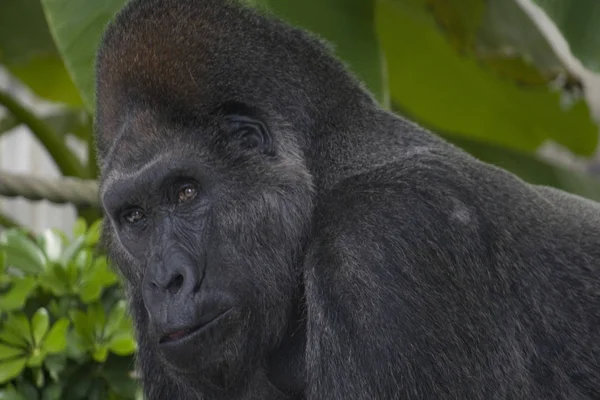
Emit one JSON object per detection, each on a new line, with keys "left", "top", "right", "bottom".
{"left": 161, "top": 327, "right": 198, "bottom": 343}
{"left": 159, "top": 309, "right": 232, "bottom": 344}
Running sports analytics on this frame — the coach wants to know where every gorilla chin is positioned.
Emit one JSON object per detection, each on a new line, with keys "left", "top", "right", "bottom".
{"left": 155, "top": 306, "right": 242, "bottom": 371}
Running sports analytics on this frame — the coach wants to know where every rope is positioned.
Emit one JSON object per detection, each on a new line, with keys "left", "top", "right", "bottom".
{"left": 0, "top": 171, "right": 99, "bottom": 207}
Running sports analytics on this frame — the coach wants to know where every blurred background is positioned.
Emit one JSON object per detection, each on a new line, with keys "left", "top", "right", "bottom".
{"left": 0, "top": 0, "right": 599, "bottom": 398}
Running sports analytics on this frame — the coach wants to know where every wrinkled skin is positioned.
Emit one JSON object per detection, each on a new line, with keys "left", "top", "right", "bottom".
{"left": 94, "top": 0, "right": 600, "bottom": 399}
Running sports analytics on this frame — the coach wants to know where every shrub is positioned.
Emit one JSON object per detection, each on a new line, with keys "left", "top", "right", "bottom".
{"left": 0, "top": 219, "right": 140, "bottom": 399}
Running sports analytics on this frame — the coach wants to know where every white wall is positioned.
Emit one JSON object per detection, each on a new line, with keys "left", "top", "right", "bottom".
{"left": 0, "top": 70, "right": 80, "bottom": 235}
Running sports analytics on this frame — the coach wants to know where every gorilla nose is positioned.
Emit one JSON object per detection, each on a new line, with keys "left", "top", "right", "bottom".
{"left": 151, "top": 271, "right": 185, "bottom": 295}
{"left": 142, "top": 261, "right": 201, "bottom": 306}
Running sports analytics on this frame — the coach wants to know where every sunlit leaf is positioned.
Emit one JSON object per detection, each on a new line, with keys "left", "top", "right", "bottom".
{"left": 92, "top": 346, "right": 108, "bottom": 363}
{"left": 0, "top": 277, "right": 37, "bottom": 311}
{"left": 84, "top": 220, "right": 102, "bottom": 246}
{"left": 0, "top": 230, "right": 48, "bottom": 274}
{"left": 79, "top": 257, "right": 117, "bottom": 303}
{"left": 31, "top": 308, "right": 50, "bottom": 346}
{"left": 377, "top": 0, "right": 597, "bottom": 156}
{"left": 70, "top": 310, "right": 94, "bottom": 348}
{"left": 0, "top": 327, "right": 28, "bottom": 348}
{"left": 42, "top": 319, "right": 69, "bottom": 354}
{"left": 0, "top": 357, "right": 27, "bottom": 384}
{"left": 107, "top": 336, "right": 136, "bottom": 356}
{"left": 1, "top": 313, "right": 32, "bottom": 347}
{"left": 0, "top": 344, "right": 26, "bottom": 361}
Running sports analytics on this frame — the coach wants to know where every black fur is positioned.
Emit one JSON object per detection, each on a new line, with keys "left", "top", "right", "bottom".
{"left": 94, "top": 0, "right": 600, "bottom": 399}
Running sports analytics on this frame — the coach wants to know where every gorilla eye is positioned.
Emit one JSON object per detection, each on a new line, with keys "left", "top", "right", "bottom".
{"left": 122, "top": 208, "right": 146, "bottom": 224}
{"left": 177, "top": 184, "right": 198, "bottom": 204}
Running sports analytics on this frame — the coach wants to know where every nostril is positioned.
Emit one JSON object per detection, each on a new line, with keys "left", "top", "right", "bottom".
{"left": 166, "top": 273, "right": 185, "bottom": 295}
{"left": 173, "top": 274, "right": 184, "bottom": 288}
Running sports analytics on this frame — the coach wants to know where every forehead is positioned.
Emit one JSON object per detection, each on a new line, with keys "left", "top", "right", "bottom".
{"left": 100, "top": 106, "right": 213, "bottom": 177}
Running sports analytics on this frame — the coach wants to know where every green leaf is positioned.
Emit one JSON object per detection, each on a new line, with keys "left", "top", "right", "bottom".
{"left": 14, "top": 380, "right": 38, "bottom": 400}
{"left": 107, "top": 336, "right": 136, "bottom": 356}
{"left": 261, "top": 0, "right": 388, "bottom": 106}
{"left": 79, "top": 257, "right": 118, "bottom": 303}
{"left": 102, "top": 356, "right": 138, "bottom": 397}
{"left": 84, "top": 220, "right": 103, "bottom": 247}
{"left": 0, "top": 344, "right": 26, "bottom": 361}
{"left": 1, "top": 313, "right": 33, "bottom": 347}
{"left": 63, "top": 364, "right": 94, "bottom": 399}
{"left": 72, "top": 218, "right": 88, "bottom": 239}
{"left": 31, "top": 308, "right": 50, "bottom": 346}
{"left": 0, "top": 326, "right": 28, "bottom": 348}
{"left": 103, "top": 300, "right": 129, "bottom": 339}
{"left": 58, "top": 235, "right": 85, "bottom": 268}
{"left": 92, "top": 346, "right": 108, "bottom": 363}
{"left": 0, "top": 384, "right": 27, "bottom": 400}
{"left": 70, "top": 310, "right": 94, "bottom": 348}
{"left": 41, "top": 0, "right": 128, "bottom": 112}
{"left": 0, "top": 230, "right": 48, "bottom": 274}
{"left": 34, "top": 366, "right": 45, "bottom": 388}
{"left": 426, "top": 0, "right": 568, "bottom": 86}
{"left": 37, "top": 229, "right": 68, "bottom": 264}
{"left": 42, "top": 319, "right": 69, "bottom": 354}
{"left": 0, "top": 0, "right": 83, "bottom": 106}
{"left": 0, "top": 277, "right": 38, "bottom": 311}
{"left": 41, "top": 383, "right": 63, "bottom": 400}
{"left": 425, "top": 0, "right": 484, "bottom": 52}
{"left": 26, "top": 348, "right": 46, "bottom": 368}
{"left": 532, "top": 0, "right": 600, "bottom": 73}
{"left": 87, "top": 302, "right": 106, "bottom": 340}
{"left": 43, "top": 354, "right": 67, "bottom": 382}
{"left": 477, "top": 0, "right": 563, "bottom": 73}
{"left": 9, "top": 57, "right": 84, "bottom": 107}
{"left": 377, "top": 0, "right": 598, "bottom": 156}
{"left": 0, "top": 249, "right": 5, "bottom": 275}
{"left": 0, "top": 357, "right": 27, "bottom": 384}
{"left": 38, "top": 264, "right": 69, "bottom": 296}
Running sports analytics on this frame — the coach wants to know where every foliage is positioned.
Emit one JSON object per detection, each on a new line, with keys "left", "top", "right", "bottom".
{"left": 0, "top": 219, "right": 141, "bottom": 399}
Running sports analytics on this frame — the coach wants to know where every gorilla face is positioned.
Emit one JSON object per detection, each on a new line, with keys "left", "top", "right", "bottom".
{"left": 99, "top": 102, "right": 313, "bottom": 383}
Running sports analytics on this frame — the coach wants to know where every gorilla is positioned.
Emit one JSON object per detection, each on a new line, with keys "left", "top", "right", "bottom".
{"left": 94, "top": 0, "right": 600, "bottom": 398}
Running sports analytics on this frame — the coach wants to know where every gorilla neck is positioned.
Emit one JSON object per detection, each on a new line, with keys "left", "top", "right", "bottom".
{"left": 308, "top": 101, "right": 437, "bottom": 192}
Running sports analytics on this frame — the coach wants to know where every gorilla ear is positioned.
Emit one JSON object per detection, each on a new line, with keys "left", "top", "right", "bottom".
{"left": 220, "top": 101, "right": 274, "bottom": 155}
{"left": 225, "top": 114, "right": 273, "bottom": 155}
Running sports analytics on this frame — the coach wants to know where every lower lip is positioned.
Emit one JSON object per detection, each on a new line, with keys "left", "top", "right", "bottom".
{"left": 159, "top": 309, "right": 232, "bottom": 346}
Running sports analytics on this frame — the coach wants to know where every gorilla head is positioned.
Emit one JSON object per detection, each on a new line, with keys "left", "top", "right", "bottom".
{"left": 94, "top": 0, "right": 336, "bottom": 392}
